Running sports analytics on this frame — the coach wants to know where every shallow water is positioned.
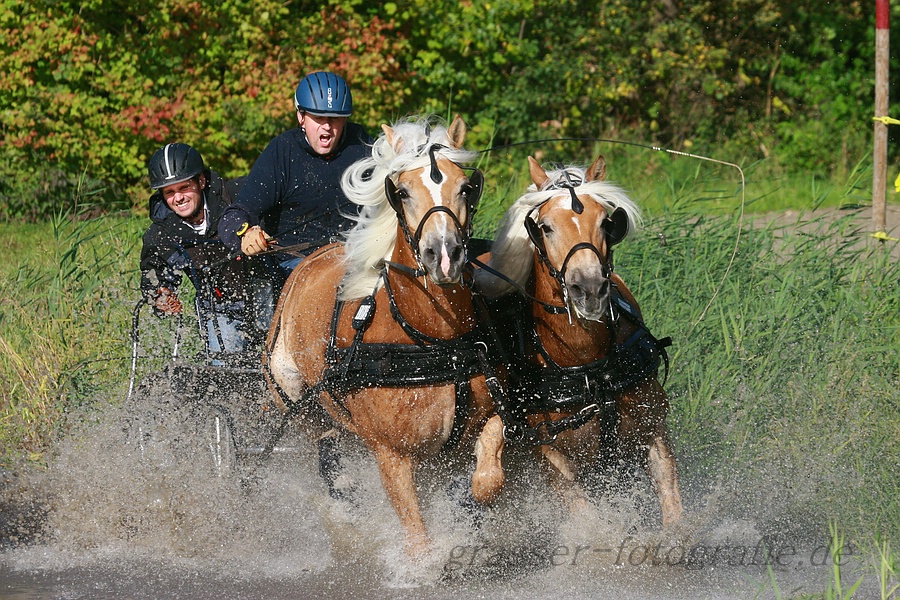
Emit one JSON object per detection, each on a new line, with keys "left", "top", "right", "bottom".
{"left": 0, "top": 372, "right": 872, "bottom": 600}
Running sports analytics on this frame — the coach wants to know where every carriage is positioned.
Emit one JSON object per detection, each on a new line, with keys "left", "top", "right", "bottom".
{"left": 125, "top": 115, "right": 683, "bottom": 555}
{"left": 124, "top": 246, "right": 290, "bottom": 479}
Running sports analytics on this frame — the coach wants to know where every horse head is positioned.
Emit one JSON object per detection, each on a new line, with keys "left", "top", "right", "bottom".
{"left": 525, "top": 154, "right": 637, "bottom": 321}
{"left": 382, "top": 115, "right": 483, "bottom": 285}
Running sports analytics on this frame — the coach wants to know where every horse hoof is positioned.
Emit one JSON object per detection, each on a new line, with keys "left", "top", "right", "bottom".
{"left": 318, "top": 434, "right": 358, "bottom": 503}
{"left": 472, "top": 415, "right": 505, "bottom": 504}
{"left": 447, "top": 476, "right": 484, "bottom": 528}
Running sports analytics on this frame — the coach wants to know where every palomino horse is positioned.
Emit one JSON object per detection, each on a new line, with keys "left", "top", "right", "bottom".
{"left": 476, "top": 155, "right": 683, "bottom": 527}
{"left": 263, "top": 115, "right": 505, "bottom": 553}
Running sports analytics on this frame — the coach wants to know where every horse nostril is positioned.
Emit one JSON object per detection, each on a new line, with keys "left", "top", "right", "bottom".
{"left": 598, "top": 278, "right": 610, "bottom": 296}
{"left": 423, "top": 247, "right": 436, "bottom": 261}
{"left": 569, "top": 283, "right": 583, "bottom": 299}
{"left": 449, "top": 244, "right": 463, "bottom": 262}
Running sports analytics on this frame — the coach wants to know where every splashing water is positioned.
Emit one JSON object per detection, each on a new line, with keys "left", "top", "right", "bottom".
{"left": 0, "top": 370, "right": 870, "bottom": 599}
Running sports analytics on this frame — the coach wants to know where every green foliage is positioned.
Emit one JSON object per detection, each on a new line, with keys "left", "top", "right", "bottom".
{"left": 0, "top": 208, "right": 143, "bottom": 461}
{"left": 3, "top": 0, "right": 898, "bottom": 221}
{"left": 0, "top": 0, "right": 410, "bottom": 219}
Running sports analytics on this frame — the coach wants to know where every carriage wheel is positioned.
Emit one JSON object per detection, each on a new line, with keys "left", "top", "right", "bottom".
{"left": 125, "top": 369, "right": 241, "bottom": 480}
{"left": 124, "top": 371, "right": 186, "bottom": 469}
{"left": 199, "top": 404, "right": 238, "bottom": 479}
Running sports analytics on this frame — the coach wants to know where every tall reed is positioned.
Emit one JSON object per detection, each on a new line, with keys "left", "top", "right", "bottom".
{"left": 0, "top": 205, "right": 142, "bottom": 463}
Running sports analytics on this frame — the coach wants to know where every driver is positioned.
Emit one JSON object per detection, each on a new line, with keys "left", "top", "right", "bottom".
{"left": 218, "top": 71, "right": 372, "bottom": 501}
{"left": 218, "top": 71, "right": 374, "bottom": 274}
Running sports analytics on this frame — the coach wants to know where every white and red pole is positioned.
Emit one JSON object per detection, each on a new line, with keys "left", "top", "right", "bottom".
{"left": 874, "top": 0, "right": 889, "bottom": 235}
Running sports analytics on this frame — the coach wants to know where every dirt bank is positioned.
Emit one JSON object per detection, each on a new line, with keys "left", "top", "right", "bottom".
{"left": 752, "top": 203, "right": 900, "bottom": 260}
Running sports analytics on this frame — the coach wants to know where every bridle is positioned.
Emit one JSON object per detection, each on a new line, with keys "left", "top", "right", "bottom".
{"left": 383, "top": 142, "right": 484, "bottom": 279}
{"left": 523, "top": 180, "right": 628, "bottom": 319}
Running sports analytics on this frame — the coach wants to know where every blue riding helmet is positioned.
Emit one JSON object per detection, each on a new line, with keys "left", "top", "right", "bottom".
{"left": 294, "top": 72, "right": 353, "bottom": 117}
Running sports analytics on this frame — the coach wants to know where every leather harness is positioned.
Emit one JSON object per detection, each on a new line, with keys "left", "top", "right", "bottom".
{"left": 485, "top": 290, "right": 671, "bottom": 446}
{"left": 321, "top": 272, "right": 489, "bottom": 451}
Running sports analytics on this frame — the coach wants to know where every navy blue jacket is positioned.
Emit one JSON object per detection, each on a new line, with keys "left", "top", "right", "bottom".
{"left": 140, "top": 170, "right": 241, "bottom": 300}
{"left": 219, "top": 122, "right": 373, "bottom": 255}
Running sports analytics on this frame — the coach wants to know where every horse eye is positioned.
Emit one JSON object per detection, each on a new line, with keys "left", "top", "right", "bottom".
{"left": 539, "top": 222, "right": 553, "bottom": 236}
{"left": 397, "top": 187, "right": 410, "bottom": 200}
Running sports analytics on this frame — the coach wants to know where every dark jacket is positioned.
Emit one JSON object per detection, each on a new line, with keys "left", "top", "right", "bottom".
{"left": 218, "top": 123, "right": 373, "bottom": 255}
{"left": 139, "top": 170, "right": 243, "bottom": 302}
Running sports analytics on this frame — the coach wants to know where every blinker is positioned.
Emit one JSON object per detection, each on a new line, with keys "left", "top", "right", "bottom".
{"left": 466, "top": 169, "right": 485, "bottom": 207}
{"left": 385, "top": 176, "right": 403, "bottom": 213}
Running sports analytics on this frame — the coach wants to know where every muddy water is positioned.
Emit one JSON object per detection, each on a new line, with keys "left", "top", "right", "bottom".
{"left": 0, "top": 375, "right": 867, "bottom": 599}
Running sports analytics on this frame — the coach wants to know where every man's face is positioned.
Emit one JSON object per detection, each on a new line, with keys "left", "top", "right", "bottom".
{"left": 299, "top": 112, "right": 347, "bottom": 155}
{"left": 161, "top": 175, "right": 205, "bottom": 221}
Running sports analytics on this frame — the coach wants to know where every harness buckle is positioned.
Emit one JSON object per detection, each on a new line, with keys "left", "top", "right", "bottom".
{"left": 608, "top": 296, "right": 620, "bottom": 325}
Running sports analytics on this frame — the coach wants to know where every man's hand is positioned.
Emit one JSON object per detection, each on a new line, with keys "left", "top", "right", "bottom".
{"left": 154, "top": 287, "right": 183, "bottom": 315}
{"left": 240, "top": 225, "right": 272, "bottom": 256}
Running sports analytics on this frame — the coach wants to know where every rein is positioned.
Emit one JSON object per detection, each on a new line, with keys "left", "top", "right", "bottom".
{"left": 470, "top": 255, "right": 568, "bottom": 315}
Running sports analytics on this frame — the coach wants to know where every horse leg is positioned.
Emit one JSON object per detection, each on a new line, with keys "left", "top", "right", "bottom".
{"left": 372, "top": 444, "right": 428, "bottom": 554}
{"left": 472, "top": 414, "right": 505, "bottom": 504}
{"left": 536, "top": 442, "right": 592, "bottom": 513}
{"left": 317, "top": 428, "right": 359, "bottom": 501}
{"left": 617, "top": 379, "right": 684, "bottom": 527}
{"left": 646, "top": 433, "right": 683, "bottom": 527}
{"left": 525, "top": 414, "right": 606, "bottom": 512}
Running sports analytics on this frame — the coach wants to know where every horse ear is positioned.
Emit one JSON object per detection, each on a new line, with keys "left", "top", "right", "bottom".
{"left": 586, "top": 154, "right": 607, "bottom": 182}
{"left": 528, "top": 156, "right": 550, "bottom": 189}
{"left": 447, "top": 114, "right": 467, "bottom": 149}
{"left": 602, "top": 207, "right": 629, "bottom": 246}
{"left": 382, "top": 124, "right": 402, "bottom": 153}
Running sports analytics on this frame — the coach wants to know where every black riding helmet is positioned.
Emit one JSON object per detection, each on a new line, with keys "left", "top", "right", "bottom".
{"left": 148, "top": 143, "right": 205, "bottom": 189}
{"left": 294, "top": 72, "right": 352, "bottom": 117}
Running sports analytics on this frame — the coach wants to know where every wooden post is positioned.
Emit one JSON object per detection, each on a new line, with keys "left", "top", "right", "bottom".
{"left": 874, "top": 0, "right": 889, "bottom": 235}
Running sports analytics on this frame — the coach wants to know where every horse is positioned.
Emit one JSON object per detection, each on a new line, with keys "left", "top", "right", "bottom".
{"left": 475, "top": 154, "right": 683, "bottom": 527}
{"left": 262, "top": 115, "right": 506, "bottom": 554}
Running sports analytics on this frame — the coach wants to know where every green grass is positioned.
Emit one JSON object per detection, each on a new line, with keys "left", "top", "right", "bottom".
{"left": 0, "top": 206, "right": 144, "bottom": 461}
{"left": 619, "top": 205, "right": 899, "bottom": 544}
{"left": 0, "top": 153, "right": 898, "bottom": 594}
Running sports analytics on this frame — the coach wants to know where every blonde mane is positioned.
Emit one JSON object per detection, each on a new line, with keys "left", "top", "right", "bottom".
{"left": 338, "top": 115, "right": 478, "bottom": 300}
{"left": 479, "top": 164, "right": 643, "bottom": 296}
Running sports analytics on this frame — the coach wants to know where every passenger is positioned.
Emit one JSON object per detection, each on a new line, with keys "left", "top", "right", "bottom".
{"left": 140, "top": 143, "right": 271, "bottom": 357}
{"left": 218, "top": 71, "right": 374, "bottom": 274}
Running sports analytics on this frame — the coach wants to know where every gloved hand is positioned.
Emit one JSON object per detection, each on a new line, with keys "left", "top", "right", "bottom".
{"left": 240, "top": 225, "right": 272, "bottom": 256}
{"left": 154, "top": 287, "right": 183, "bottom": 315}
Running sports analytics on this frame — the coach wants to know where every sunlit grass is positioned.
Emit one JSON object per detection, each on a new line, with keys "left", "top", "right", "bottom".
{"left": 0, "top": 207, "right": 144, "bottom": 462}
